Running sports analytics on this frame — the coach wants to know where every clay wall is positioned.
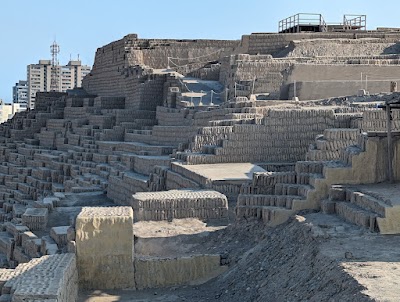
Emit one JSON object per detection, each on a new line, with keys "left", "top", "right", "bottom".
{"left": 82, "top": 34, "right": 239, "bottom": 103}
{"left": 247, "top": 32, "right": 400, "bottom": 56}
{"left": 184, "top": 109, "right": 350, "bottom": 165}
{"left": 277, "top": 38, "right": 400, "bottom": 58}
{"left": 287, "top": 64, "right": 400, "bottom": 100}
{"left": 219, "top": 54, "right": 293, "bottom": 99}
{"left": 290, "top": 80, "right": 400, "bottom": 100}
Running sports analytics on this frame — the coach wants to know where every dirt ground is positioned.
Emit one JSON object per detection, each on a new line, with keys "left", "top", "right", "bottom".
{"left": 78, "top": 211, "right": 400, "bottom": 302}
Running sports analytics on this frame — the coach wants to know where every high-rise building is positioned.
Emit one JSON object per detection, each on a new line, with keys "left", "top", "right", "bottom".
{"left": 27, "top": 59, "right": 91, "bottom": 109}
{"left": 12, "top": 80, "right": 29, "bottom": 109}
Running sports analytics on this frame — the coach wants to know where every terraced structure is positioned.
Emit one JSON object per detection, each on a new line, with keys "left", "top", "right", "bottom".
{"left": 1, "top": 27, "right": 400, "bottom": 301}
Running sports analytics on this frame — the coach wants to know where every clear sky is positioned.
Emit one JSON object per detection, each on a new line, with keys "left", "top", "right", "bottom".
{"left": 0, "top": 0, "right": 398, "bottom": 102}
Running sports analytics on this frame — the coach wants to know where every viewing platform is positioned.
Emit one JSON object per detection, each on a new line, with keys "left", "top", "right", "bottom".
{"left": 278, "top": 13, "right": 366, "bottom": 33}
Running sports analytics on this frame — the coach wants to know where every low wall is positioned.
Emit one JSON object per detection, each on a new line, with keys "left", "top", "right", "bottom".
{"left": 284, "top": 64, "right": 400, "bottom": 100}
{"left": 134, "top": 254, "right": 227, "bottom": 289}
{"left": 291, "top": 80, "right": 397, "bottom": 100}
{"left": 131, "top": 189, "right": 228, "bottom": 222}
{"left": 247, "top": 32, "right": 400, "bottom": 55}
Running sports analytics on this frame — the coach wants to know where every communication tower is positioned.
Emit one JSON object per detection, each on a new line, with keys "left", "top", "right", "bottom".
{"left": 50, "top": 41, "right": 60, "bottom": 91}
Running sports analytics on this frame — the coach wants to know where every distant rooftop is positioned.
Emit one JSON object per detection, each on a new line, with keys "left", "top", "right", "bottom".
{"left": 278, "top": 13, "right": 366, "bottom": 33}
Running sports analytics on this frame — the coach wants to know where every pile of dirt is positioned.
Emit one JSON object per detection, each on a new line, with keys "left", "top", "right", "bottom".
{"left": 195, "top": 216, "right": 371, "bottom": 302}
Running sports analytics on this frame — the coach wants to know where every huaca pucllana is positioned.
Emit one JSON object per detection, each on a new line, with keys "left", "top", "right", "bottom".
{"left": 1, "top": 13, "right": 400, "bottom": 301}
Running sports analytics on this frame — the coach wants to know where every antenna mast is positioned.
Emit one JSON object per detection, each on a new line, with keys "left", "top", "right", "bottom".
{"left": 50, "top": 40, "right": 60, "bottom": 91}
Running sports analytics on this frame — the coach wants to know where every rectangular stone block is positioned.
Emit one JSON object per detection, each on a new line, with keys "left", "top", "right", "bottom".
{"left": 75, "top": 207, "right": 134, "bottom": 289}
{"left": 22, "top": 208, "right": 48, "bottom": 231}
{"left": 50, "top": 226, "right": 69, "bottom": 247}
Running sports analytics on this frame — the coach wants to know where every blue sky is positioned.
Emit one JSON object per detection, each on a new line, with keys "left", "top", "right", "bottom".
{"left": 0, "top": 0, "right": 398, "bottom": 102}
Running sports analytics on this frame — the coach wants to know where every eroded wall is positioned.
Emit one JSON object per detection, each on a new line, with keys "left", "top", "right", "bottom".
{"left": 247, "top": 32, "right": 400, "bottom": 56}
{"left": 82, "top": 34, "right": 240, "bottom": 106}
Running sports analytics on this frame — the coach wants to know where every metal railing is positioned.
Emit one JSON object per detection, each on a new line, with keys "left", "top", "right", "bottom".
{"left": 343, "top": 14, "right": 367, "bottom": 31}
{"left": 279, "top": 13, "right": 366, "bottom": 33}
{"left": 278, "top": 13, "right": 327, "bottom": 33}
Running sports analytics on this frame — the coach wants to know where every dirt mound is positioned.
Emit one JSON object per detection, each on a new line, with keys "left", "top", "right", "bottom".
{"left": 188, "top": 216, "right": 372, "bottom": 302}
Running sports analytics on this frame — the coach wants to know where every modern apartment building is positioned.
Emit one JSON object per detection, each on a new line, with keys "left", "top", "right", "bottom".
{"left": 12, "top": 80, "right": 28, "bottom": 108}
{"left": 27, "top": 60, "right": 91, "bottom": 109}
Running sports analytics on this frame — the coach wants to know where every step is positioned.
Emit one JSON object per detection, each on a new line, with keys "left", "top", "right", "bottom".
{"left": 236, "top": 205, "right": 294, "bottom": 226}
{"left": 295, "top": 161, "right": 325, "bottom": 174}
{"left": 296, "top": 173, "right": 323, "bottom": 185}
{"left": 329, "top": 186, "right": 390, "bottom": 217}
{"left": 237, "top": 194, "right": 299, "bottom": 209}
{"left": 165, "top": 170, "right": 201, "bottom": 190}
{"left": 346, "top": 190, "right": 389, "bottom": 217}
{"left": 274, "top": 183, "right": 312, "bottom": 198}
{"left": 335, "top": 201, "right": 379, "bottom": 232}
{"left": 252, "top": 171, "right": 296, "bottom": 187}
{"left": 131, "top": 155, "right": 171, "bottom": 176}
{"left": 323, "top": 185, "right": 393, "bottom": 232}
{"left": 107, "top": 172, "right": 149, "bottom": 205}
{"left": 208, "top": 118, "right": 256, "bottom": 127}
{"left": 339, "top": 146, "right": 363, "bottom": 166}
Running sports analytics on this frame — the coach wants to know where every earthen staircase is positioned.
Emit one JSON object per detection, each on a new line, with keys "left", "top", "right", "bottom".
{"left": 235, "top": 127, "right": 368, "bottom": 227}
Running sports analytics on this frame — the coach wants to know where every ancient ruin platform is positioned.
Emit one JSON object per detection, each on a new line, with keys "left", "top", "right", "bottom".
{"left": 172, "top": 162, "right": 266, "bottom": 183}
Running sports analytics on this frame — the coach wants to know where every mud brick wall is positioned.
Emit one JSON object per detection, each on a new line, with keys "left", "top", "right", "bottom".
{"left": 126, "top": 38, "right": 239, "bottom": 69}
{"left": 246, "top": 32, "right": 400, "bottom": 56}
{"left": 156, "top": 106, "right": 194, "bottom": 126}
{"left": 278, "top": 38, "right": 400, "bottom": 58}
{"left": 165, "top": 170, "right": 201, "bottom": 191}
{"left": 289, "top": 79, "right": 400, "bottom": 101}
{"left": 82, "top": 34, "right": 239, "bottom": 104}
{"left": 287, "top": 64, "right": 400, "bottom": 100}
{"left": 306, "top": 128, "right": 361, "bottom": 161}
{"left": 135, "top": 254, "right": 223, "bottom": 289}
{"left": 21, "top": 208, "right": 48, "bottom": 231}
{"left": 5, "top": 254, "right": 77, "bottom": 302}
{"left": 34, "top": 92, "right": 67, "bottom": 111}
{"left": 107, "top": 172, "right": 148, "bottom": 206}
{"left": 185, "top": 109, "right": 341, "bottom": 164}
{"left": 93, "top": 96, "right": 125, "bottom": 109}
{"left": 127, "top": 74, "right": 166, "bottom": 110}
{"left": 219, "top": 54, "right": 293, "bottom": 100}
{"left": 76, "top": 207, "right": 134, "bottom": 289}
{"left": 190, "top": 126, "right": 234, "bottom": 152}
{"left": 360, "top": 110, "right": 400, "bottom": 132}
{"left": 150, "top": 126, "right": 197, "bottom": 145}
{"left": 131, "top": 189, "right": 228, "bottom": 222}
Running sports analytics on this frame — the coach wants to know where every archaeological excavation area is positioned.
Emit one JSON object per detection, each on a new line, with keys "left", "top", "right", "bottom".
{"left": 2, "top": 14, "right": 400, "bottom": 301}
